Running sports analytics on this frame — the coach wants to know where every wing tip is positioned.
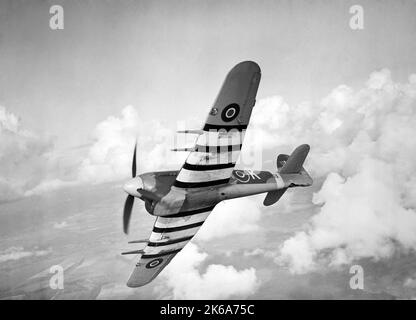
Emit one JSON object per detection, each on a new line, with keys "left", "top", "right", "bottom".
{"left": 232, "top": 60, "right": 261, "bottom": 74}
{"left": 126, "top": 266, "right": 162, "bottom": 288}
{"left": 126, "top": 278, "right": 152, "bottom": 288}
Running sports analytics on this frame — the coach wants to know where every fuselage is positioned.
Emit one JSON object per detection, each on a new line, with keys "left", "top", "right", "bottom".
{"left": 124, "top": 169, "right": 287, "bottom": 217}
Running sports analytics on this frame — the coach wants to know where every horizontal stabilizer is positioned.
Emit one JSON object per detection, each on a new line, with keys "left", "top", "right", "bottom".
{"left": 263, "top": 188, "right": 287, "bottom": 206}
{"left": 265, "top": 144, "right": 312, "bottom": 206}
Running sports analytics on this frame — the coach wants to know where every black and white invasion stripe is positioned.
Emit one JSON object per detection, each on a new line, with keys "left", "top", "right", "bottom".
{"left": 141, "top": 206, "right": 214, "bottom": 257}
{"left": 174, "top": 126, "right": 247, "bottom": 189}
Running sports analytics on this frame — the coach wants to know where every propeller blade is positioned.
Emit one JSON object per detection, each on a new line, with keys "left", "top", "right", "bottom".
{"left": 123, "top": 195, "right": 134, "bottom": 234}
{"left": 132, "top": 141, "right": 137, "bottom": 178}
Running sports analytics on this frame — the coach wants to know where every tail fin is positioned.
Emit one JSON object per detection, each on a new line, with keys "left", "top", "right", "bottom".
{"left": 263, "top": 144, "right": 312, "bottom": 206}
{"left": 279, "top": 144, "right": 310, "bottom": 174}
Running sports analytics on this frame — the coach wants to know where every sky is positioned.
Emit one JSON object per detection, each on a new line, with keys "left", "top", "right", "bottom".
{"left": 1, "top": 0, "right": 416, "bottom": 299}
{"left": 1, "top": 0, "right": 416, "bottom": 149}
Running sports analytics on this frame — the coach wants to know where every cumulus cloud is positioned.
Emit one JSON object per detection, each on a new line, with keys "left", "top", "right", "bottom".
{"left": 78, "top": 105, "right": 190, "bottom": 183}
{"left": 0, "top": 106, "right": 54, "bottom": 202}
{"left": 0, "top": 104, "right": 192, "bottom": 200}
{"left": 53, "top": 221, "right": 69, "bottom": 229}
{"left": 268, "top": 69, "right": 416, "bottom": 273}
{"left": 197, "top": 197, "right": 262, "bottom": 241}
{"left": 244, "top": 248, "right": 278, "bottom": 261}
{"left": 404, "top": 277, "right": 416, "bottom": 289}
{"left": 4, "top": 66, "right": 416, "bottom": 280}
{"left": 158, "top": 243, "right": 259, "bottom": 299}
{"left": 0, "top": 246, "right": 51, "bottom": 263}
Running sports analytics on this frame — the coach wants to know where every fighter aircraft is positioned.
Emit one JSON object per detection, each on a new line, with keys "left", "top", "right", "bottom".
{"left": 121, "top": 61, "right": 313, "bottom": 287}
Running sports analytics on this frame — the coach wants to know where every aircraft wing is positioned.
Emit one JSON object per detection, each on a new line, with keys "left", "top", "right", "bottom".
{"left": 126, "top": 62, "right": 261, "bottom": 287}
{"left": 126, "top": 206, "right": 214, "bottom": 287}
{"left": 173, "top": 61, "right": 261, "bottom": 189}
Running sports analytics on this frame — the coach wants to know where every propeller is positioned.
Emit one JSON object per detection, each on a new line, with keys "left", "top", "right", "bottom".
{"left": 123, "top": 141, "right": 137, "bottom": 234}
{"left": 132, "top": 143, "right": 137, "bottom": 178}
{"left": 123, "top": 195, "right": 134, "bottom": 234}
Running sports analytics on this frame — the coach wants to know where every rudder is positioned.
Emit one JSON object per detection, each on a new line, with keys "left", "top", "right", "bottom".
{"left": 279, "top": 144, "right": 310, "bottom": 174}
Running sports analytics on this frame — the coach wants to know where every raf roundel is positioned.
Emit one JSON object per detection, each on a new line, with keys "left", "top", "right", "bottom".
{"left": 145, "top": 258, "right": 163, "bottom": 269}
{"left": 221, "top": 103, "right": 240, "bottom": 122}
